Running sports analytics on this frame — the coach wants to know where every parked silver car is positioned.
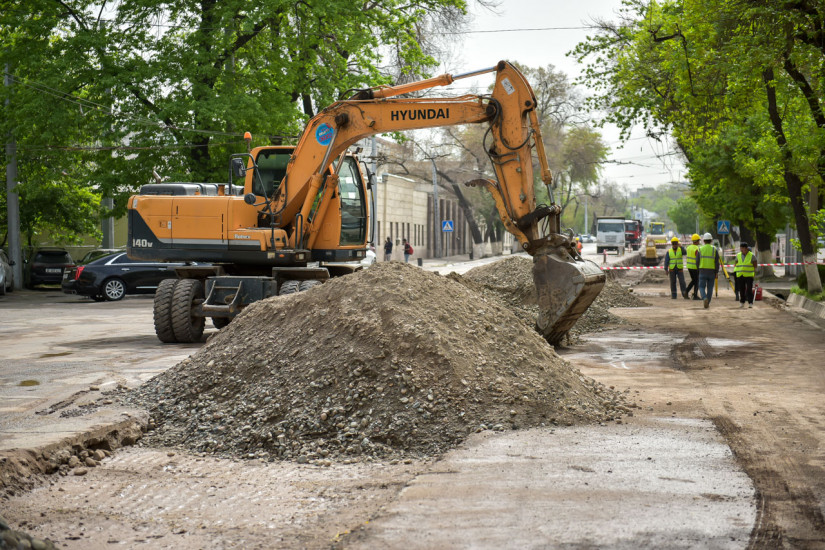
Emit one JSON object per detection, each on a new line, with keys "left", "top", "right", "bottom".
{"left": 0, "top": 250, "right": 14, "bottom": 295}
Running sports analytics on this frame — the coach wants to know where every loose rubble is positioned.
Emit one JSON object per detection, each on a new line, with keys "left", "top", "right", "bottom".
{"left": 0, "top": 515, "right": 56, "bottom": 550}
{"left": 125, "top": 262, "right": 631, "bottom": 464}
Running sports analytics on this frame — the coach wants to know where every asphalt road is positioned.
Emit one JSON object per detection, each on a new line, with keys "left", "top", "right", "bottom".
{"left": 0, "top": 258, "right": 780, "bottom": 549}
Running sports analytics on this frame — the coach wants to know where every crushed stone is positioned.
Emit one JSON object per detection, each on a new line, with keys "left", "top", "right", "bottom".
{"left": 124, "top": 262, "right": 632, "bottom": 465}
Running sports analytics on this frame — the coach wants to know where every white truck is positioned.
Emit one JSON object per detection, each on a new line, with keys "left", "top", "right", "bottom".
{"left": 595, "top": 216, "right": 626, "bottom": 254}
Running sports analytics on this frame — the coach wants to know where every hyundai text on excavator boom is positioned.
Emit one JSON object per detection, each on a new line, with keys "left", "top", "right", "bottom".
{"left": 127, "top": 61, "right": 605, "bottom": 344}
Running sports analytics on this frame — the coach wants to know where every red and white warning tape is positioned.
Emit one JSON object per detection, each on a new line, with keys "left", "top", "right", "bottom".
{"left": 600, "top": 262, "right": 824, "bottom": 271}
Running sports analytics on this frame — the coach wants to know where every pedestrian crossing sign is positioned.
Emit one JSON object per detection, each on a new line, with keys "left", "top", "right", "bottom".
{"left": 717, "top": 220, "right": 731, "bottom": 235}
{"left": 442, "top": 220, "right": 454, "bottom": 232}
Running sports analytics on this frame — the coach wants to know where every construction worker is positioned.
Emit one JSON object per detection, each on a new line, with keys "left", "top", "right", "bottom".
{"left": 663, "top": 237, "right": 688, "bottom": 299}
{"left": 697, "top": 232, "right": 720, "bottom": 309}
{"left": 735, "top": 242, "right": 758, "bottom": 308}
{"left": 684, "top": 233, "right": 701, "bottom": 300}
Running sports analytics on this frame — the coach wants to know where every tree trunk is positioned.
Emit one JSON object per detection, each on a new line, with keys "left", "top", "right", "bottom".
{"left": 755, "top": 230, "right": 776, "bottom": 278}
{"left": 763, "top": 67, "right": 822, "bottom": 293}
{"left": 448, "top": 181, "right": 484, "bottom": 245}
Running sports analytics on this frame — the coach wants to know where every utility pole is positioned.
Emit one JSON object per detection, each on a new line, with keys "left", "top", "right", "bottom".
{"left": 430, "top": 157, "right": 441, "bottom": 258}
{"left": 5, "top": 64, "right": 23, "bottom": 289}
{"left": 101, "top": 88, "right": 115, "bottom": 248}
{"left": 370, "top": 137, "right": 377, "bottom": 245}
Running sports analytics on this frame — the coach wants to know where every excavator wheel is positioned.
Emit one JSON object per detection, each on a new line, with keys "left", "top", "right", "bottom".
{"left": 153, "top": 278, "right": 178, "bottom": 343}
{"left": 212, "top": 317, "right": 231, "bottom": 329}
{"left": 298, "top": 280, "right": 322, "bottom": 292}
{"left": 171, "top": 278, "right": 205, "bottom": 343}
{"left": 279, "top": 280, "right": 301, "bottom": 295}
{"left": 532, "top": 246, "right": 606, "bottom": 345}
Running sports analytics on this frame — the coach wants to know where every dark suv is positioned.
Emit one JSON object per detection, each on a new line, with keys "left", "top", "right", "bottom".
{"left": 26, "top": 248, "right": 75, "bottom": 288}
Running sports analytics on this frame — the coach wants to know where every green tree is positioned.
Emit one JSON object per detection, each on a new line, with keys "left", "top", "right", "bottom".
{"left": 667, "top": 197, "right": 699, "bottom": 235}
{"left": 2, "top": 0, "right": 467, "bottom": 246}
{"left": 571, "top": 0, "right": 823, "bottom": 292}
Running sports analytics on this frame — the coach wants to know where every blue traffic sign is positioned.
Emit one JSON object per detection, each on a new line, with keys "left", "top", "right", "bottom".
{"left": 442, "top": 220, "right": 454, "bottom": 232}
{"left": 717, "top": 220, "right": 731, "bottom": 235}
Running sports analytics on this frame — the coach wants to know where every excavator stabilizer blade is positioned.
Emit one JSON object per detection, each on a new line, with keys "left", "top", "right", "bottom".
{"left": 533, "top": 248, "right": 606, "bottom": 345}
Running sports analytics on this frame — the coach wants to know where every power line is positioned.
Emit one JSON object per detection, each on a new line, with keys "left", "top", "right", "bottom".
{"left": 7, "top": 74, "right": 298, "bottom": 142}
{"left": 18, "top": 141, "right": 246, "bottom": 153}
{"left": 444, "top": 26, "right": 595, "bottom": 35}
{"left": 11, "top": 76, "right": 244, "bottom": 138}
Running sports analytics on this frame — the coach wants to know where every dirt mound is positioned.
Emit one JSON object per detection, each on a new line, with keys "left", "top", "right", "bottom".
{"left": 455, "top": 255, "right": 648, "bottom": 337}
{"left": 127, "top": 262, "right": 628, "bottom": 464}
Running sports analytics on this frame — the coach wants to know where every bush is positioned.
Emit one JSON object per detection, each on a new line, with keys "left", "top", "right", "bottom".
{"left": 797, "top": 264, "right": 825, "bottom": 291}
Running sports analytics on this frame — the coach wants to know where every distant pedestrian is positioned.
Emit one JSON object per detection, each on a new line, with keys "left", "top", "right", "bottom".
{"left": 663, "top": 237, "right": 688, "bottom": 299}
{"left": 403, "top": 238, "right": 413, "bottom": 263}
{"left": 735, "top": 242, "right": 758, "bottom": 308}
{"left": 684, "top": 233, "right": 701, "bottom": 300}
{"left": 697, "top": 233, "right": 720, "bottom": 309}
{"left": 384, "top": 237, "right": 393, "bottom": 262}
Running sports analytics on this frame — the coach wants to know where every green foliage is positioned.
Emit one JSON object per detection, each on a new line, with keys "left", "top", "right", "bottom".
{"left": 667, "top": 196, "right": 701, "bottom": 235}
{"left": 791, "top": 282, "right": 825, "bottom": 302}
{"left": 797, "top": 263, "right": 825, "bottom": 291}
{"left": 1, "top": 0, "right": 465, "bottom": 244}
{"left": 571, "top": 0, "right": 825, "bottom": 297}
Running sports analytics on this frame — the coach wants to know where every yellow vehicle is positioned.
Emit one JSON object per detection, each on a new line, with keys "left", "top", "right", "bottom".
{"left": 648, "top": 222, "right": 668, "bottom": 248}
{"left": 642, "top": 236, "right": 659, "bottom": 266}
{"left": 127, "top": 61, "right": 605, "bottom": 344}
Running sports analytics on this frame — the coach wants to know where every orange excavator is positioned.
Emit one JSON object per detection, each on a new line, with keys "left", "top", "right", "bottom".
{"left": 127, "top": 61, "right": 605, "bottom": 344}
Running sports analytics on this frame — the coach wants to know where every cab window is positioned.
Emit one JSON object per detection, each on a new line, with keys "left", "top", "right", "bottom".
{"left": 337, "top": 157, "right": 367, "bottom": 246}
{"left": 253, "top": 150, "right": 290, "bottom": 197}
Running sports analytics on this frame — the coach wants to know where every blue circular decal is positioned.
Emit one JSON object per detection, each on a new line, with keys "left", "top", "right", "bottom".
{"left": 316, "top": 123, "right": 334, "bottom": 146}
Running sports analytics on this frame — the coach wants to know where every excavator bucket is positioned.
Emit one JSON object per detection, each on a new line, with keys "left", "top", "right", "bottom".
{"left": 532, "top": 246, "right": 606, "bottom": 345}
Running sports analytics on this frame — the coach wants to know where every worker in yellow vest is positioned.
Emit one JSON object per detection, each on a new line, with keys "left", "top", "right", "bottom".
{"left": 684, "top": 233, "right": 701, "bottom": 300}
{"left": 697, "top": 233, "right": 721, "bottom": 308}
{"left": 735, "top": 242, "right": 758, "bottom": 308}
{"left": 663, "top": 237, "right": 689, "bottom": 299}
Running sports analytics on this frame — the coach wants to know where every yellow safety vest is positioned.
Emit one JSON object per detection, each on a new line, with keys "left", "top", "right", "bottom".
{"left": 667, "top": 247, "right": 684, "bottom": 269}
{"left": 686, "top": 244, "right": 699, "bottom": 269}
{"left": 698, "top": 244, "right": 717, "bottom": 270}
{"left": 735, "top": 251, "right": 755, "bottom": 277}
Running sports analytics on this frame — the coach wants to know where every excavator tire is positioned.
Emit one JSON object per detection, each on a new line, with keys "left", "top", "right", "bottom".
{"left": 279, "top": 280, "right": 301, "bottom": 295}
{"left": 153, "top": 278, "right": 178, "bottom": 343}
{"left": 298, "top": 280, "right": 322, "bottom": 292}
{"left": 212, "top": 317, "right": 231, "bottom": 329}
{"left": 171, "top": 278, "right": 205, "bottom": 343}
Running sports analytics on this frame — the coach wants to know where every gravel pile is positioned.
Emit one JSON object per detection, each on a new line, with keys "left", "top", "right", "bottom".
{"left": 1, "top": 515, "right": 56, "bottom": 549}
{"left": 125, "top": 262, "right": 630, "bottom": 464}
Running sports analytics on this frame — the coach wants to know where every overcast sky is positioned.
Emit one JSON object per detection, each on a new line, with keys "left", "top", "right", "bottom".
{"left": 434, "top": 0, "right": 686, "bottom": 192}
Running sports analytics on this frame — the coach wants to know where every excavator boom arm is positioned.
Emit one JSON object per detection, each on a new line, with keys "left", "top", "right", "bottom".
{"left": 280, "top": 60, "right": 604, "bottom": 345}
{"left": 277, "top": 61, "right": 554, "bottom": 250}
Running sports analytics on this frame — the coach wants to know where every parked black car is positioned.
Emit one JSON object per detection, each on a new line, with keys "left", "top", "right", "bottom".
{"left": 62, "top": 252, "right": 198, "bottom": 301}
{"left": 26, "top": 248, "right": 75, "bottom": 288}
{"left": 61, "top": 249, "right": 123, "bottom": 294}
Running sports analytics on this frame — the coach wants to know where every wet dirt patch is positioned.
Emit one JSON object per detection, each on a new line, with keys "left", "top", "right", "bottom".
{"left": 559, "top": 329, "right": 684, "bottom": 371}
{"left": 672, "top": 335, "right": 752, "bottom": 371}
{"left": 711, "top": 415, "right": 825, "bottom": 549}
{"left": 38, "top": 352, "right": 72, "bottom": 359}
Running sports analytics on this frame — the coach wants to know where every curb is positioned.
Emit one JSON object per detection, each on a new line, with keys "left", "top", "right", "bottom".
{"left": 0, "top": 410, "right": 148, "bottom": 497}
{"left": 786, "top": 293, "right": 825, "bottom": 320}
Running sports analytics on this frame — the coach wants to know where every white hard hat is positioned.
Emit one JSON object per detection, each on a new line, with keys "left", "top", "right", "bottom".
{"left": 702, "top": 232, "right": 712, "bottom": 240}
